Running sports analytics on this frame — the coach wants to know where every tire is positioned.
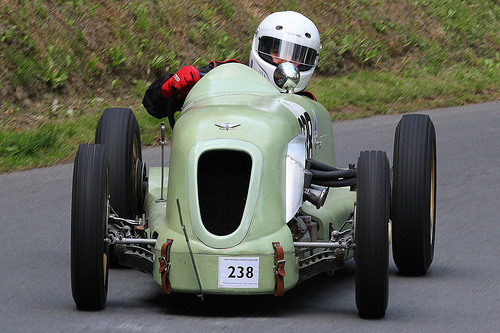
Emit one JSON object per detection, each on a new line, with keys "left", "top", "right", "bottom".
{"left": 95, "top": 107, "right": 144, "bottom": 218}
{"left": 355, "top": 150, "right": 390, "bottom": 319}
{"left": 392, "top": 114, "right": 437, "bottom": 276}
{"left": 71, "top": 144, "right": 109, "bottom": 311}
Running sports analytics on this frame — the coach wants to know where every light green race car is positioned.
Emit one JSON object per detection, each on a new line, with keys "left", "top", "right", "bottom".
{"left": 71, "top": 63, "right": 436, "bottom": 319}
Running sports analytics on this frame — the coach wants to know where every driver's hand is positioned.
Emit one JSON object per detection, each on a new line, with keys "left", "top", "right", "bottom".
{"left": 161, "top": 66, "right": 201, "bottom": 99}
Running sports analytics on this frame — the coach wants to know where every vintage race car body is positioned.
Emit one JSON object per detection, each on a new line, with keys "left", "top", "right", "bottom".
{"left": 146, "top": 63, "right": 355, "bottom": 294}
{"left": 71, "top": 62, "right": 436, "bottom": 319}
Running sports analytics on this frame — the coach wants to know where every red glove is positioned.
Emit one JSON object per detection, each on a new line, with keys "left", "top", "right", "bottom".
{"left": 161, "top": 66, "right": 201, "bottom": 99}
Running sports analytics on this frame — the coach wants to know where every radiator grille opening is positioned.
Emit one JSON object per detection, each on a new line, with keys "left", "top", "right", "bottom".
{"left": 197, "top": 150, "right": 252, "bottom": 236}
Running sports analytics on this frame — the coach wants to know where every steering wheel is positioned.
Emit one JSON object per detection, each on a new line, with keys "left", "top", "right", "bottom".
{"left": 166, "top": 88, "right": 179, "bottom": 130}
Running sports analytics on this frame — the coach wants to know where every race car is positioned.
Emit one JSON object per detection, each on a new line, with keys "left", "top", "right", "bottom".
{"left": 71, "top": 63, "right": 436, "bottom": 319}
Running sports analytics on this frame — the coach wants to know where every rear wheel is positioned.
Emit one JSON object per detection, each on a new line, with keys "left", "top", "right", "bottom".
{"left": 71, "top": 144, "right": 109, "bottom": 310}
{"left": 95, "top": 108, "right": 144, "bottom": 266}
{"left": 95, "top": 107, "right": 144, "bottom": 218}
{"left": 355, "top": 150, "right": 390, "bottom": 319}
{"left": 392, "top": 114, "right": 437, "bottom": 276}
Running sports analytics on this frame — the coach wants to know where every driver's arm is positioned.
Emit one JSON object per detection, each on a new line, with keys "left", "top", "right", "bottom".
{"left": 142, "top": 60, "right": 240, "bottom": 119}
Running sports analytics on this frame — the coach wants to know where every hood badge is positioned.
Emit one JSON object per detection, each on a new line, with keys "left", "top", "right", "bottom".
{"left": 215, "top": 123, "right": 241, "bottom": 131}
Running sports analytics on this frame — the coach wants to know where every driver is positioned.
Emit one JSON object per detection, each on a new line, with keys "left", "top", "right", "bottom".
{"left": 143, "top": 11, "right": 322, "bottom": 119}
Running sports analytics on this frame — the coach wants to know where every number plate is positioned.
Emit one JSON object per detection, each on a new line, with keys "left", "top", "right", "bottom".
{"left": 218, "top": 257, "right": 259, "bottom": 288}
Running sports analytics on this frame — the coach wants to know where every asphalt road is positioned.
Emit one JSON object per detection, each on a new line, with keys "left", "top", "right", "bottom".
{"left": 0, "top": 102, "right": 499, "bottom": 332}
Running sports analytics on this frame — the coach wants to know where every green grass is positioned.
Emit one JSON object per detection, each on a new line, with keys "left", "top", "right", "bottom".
{"left": 0, "top": 0, "right": 499, "bottom": 172}
{"left": 311, "top": 64, "right": 500, "bottom": 120}
{"left": 0, "top": 118, "right": 93, "bottom": 171}
{"left": 0, "top": 107, "right": 170, "bottom": 172}
{"left": 2, "top": 61, "right": 498, "bottom": 173}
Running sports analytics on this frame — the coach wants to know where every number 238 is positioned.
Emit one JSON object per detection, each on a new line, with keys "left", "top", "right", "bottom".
{"left": 227, "top": 266, "right": 254, "bottom": 279}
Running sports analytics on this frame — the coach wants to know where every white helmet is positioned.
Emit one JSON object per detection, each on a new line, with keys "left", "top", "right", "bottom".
{"left": 249, "top": 11, "right": 321, "bottom": 92}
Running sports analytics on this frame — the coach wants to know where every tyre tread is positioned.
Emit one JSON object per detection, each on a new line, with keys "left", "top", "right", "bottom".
{"left": 392, "top": 114, "right": 436, "bottom": 276}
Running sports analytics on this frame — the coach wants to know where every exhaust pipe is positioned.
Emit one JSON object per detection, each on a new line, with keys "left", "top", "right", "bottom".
{"left": 303, "top": 184, "right": 329, "bottom": 209}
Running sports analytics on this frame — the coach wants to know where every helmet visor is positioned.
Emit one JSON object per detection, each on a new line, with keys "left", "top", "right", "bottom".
{"left": 258, "top": 36, "right": 318, "bottom": 71}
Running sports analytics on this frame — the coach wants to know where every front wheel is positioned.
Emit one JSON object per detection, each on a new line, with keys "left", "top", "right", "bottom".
{"left": 71, "top": 144, "right": 109, "bottom": 310}
{"left": 355, "top": 150, "right": 390, "bottom": 319}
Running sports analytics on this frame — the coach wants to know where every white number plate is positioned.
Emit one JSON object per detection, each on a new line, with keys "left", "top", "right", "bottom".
{"left": 218, "top": 257, "right": 259, "bottom": 288}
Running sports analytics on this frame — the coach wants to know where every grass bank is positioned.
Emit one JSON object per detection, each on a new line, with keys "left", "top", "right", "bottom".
{"left": 1, "top": 0, "right": 499, "bottom": 172}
